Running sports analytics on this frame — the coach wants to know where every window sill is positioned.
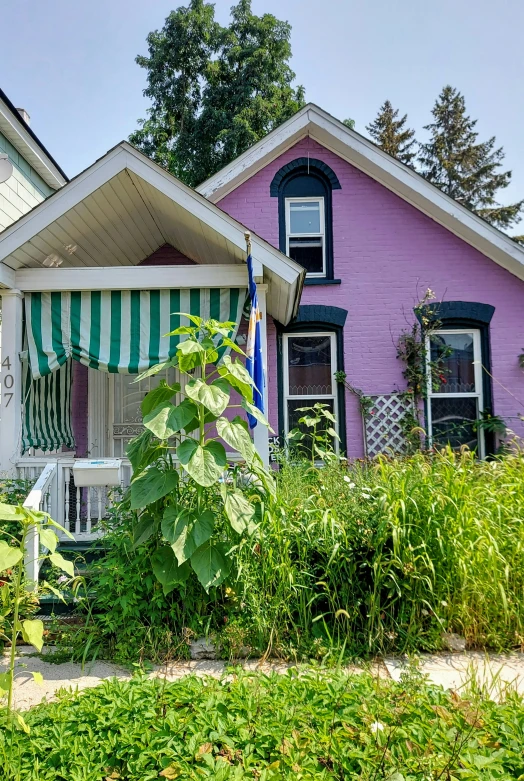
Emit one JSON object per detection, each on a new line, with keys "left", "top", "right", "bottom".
{"left": 304, "top": 278, "right": 342, "bottom": 286}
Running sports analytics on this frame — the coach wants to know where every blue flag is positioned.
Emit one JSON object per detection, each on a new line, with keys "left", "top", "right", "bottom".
{"left": 246, "top": 254, "right": 264, "bottom": 428}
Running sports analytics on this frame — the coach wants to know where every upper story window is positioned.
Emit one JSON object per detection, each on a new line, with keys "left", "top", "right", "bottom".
{"left": 270, "top": 157, "right": 341, "bottom": 284}
{"left": 285, "top": 197, "right": 325, "bottom": 276}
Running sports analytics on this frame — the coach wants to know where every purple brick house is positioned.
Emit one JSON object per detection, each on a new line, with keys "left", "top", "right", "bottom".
{"left": 1, "top": 103, "right": 524, "bottom": 549}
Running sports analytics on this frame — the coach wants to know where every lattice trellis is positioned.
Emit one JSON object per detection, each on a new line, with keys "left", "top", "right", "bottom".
{"left": 364, "top": 393, "right": 414, "bottom": 457}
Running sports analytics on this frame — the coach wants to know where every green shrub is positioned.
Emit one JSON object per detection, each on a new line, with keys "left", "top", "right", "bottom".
{"left": 2, "top": 669, "right": 524, "bottom": 779}
{"left": 74, "top": 448, "right": 524, "bottom": 662}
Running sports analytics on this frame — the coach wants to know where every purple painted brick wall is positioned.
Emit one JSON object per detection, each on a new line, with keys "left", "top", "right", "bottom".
{"left": 218, "top": 137, "right": 524, "bottom": 456}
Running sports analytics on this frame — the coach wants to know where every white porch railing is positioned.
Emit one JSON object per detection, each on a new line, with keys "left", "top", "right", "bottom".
{"left": 22, "top": 462, "right": 58, "bottom": 584}
{"left": 17, "top": 457, "right": 133, "bottom": 542}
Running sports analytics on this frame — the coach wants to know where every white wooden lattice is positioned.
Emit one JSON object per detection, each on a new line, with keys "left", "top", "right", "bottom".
{"left": 364, "top": 393, "right": 413, "bottom": 457}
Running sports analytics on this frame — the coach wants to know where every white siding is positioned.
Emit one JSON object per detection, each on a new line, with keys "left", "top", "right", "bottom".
{"left": 0, "top": 132, "right": 53, "bottom": 231}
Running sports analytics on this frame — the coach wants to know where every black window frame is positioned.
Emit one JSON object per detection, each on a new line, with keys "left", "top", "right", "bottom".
{"left": 417, "top": 301, "right": 496, "bottom": 456}
{"left": 270, "top": 158, "right": 341, "bottom": 285}
{"left": 276, "top": 305, "right": 348, "bottom": 454}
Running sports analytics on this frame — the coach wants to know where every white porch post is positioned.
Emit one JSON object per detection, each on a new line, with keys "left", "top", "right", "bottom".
{"left": 253, "top": 284, "right": 269, "bottom": 467}
{"left": 0, "top": 289, "right": 24, "bottom": 476}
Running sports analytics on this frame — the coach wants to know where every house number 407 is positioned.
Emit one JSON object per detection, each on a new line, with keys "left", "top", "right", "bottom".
{"left": 2, "top": 356, "right": 14, "bottom": 407}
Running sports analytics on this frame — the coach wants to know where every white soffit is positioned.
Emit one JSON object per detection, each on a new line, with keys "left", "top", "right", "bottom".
{"left": 0, "top": 143, "right": 304, "bottom": 324}
{"left": 197, "top": 103, "right": 524, "bottom": 283}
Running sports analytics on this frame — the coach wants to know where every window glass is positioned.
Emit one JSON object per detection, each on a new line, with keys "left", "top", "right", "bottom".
{"left": 287, "top": 335, "right": 333, "bottom": 395}
{"left": 289, "top": 200, "right": 321, "bottom": 234}
{"left": 430, "top": 397, "right": 478, "bottom": 450}
{"left": 288, "top": 237, "right": 324, "bottom": 274}
{"left": 430, "top": 332, "right": 476, "bottom": 393}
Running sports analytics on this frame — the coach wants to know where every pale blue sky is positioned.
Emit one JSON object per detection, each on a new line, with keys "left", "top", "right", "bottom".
{"left": 2, "top": 0, "right": 523, "bottom": 207}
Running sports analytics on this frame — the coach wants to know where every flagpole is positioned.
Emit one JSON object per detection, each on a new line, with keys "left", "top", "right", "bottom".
{"left": 244, "top": 231, "right": 252, "bottom": 258}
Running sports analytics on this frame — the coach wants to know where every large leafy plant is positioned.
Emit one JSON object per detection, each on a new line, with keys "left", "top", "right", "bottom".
{"left": 126, "top": 315, "right": 272, "bottom": 594}
{"left": 0, "top": 503, "right": 73, "bottom": 731}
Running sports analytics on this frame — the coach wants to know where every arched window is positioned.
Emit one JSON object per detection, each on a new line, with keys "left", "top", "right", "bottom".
{"left": 270, "top": 158, "right": 341, "bottom": 283}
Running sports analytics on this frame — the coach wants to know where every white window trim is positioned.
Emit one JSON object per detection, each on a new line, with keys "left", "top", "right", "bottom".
{"left": 285, "top": 196, "right": 326, "bottom": 278}
{"left": 283, "top": 331, "right": 338, "bottom": 449}
{"left": 425, "top": 328, "right": 484, "bottom": 458}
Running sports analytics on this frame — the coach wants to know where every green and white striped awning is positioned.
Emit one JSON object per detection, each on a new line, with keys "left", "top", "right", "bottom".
{"left": 22, "top": 287, "right": 246, "bottom": 453}
{"left": 25, "top": 288, "right": 245, "bottom": 378}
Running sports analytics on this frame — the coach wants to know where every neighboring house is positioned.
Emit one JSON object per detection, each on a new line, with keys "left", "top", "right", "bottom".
{"left": 0, "top": 87, "right": 67, "bottom": 230}
{"left": 0, "top": 102, "right": 523, "bottom": 552}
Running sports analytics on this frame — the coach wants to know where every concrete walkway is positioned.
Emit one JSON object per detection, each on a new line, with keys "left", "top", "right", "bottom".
{"left": 4, "top": 648, "right": 524, "bottom": 710}
{"left": 384, "top": 652, "right": 524, "bottom": 698}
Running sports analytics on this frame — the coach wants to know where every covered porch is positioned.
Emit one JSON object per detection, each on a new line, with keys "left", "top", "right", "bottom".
{"left": 0, "top": 142, "right": 304, "bottom": 557}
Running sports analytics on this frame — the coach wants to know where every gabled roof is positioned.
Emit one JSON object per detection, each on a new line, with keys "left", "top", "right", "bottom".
{"left": 198, "top": 103, "right": 524, "bottom": 283}
{"left": 0, "top": 141, "right": 304, "bottom": 324}
{"left": 0, "top": 87, "right": 68, "bottom": 189}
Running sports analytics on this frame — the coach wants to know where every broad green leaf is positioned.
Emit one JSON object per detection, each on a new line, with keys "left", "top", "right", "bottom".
{"left": 0, "top": 541, "right": 23, "bottom": 572}
{"left": 0, "top": 672, "right": 10, "bottom": 694}
{"left": 15, "top": 712, "right": 30, "bottom": 734}
{"left": 191, "top": 541, "right": 231, "bottom": 592}
{"left": 220, "top": 336, "right": 245, "bottom": 355}
{"left": 130, "top": 467, "right": 179, "bottom": 510}
{"left": 143, "top": 398, "right": 197, "bottom": 440}
{"left": 151, "top": 546, "right": 190, "bottom": 588}
{"left": 177, "top": 440, "right": 227, "bottom": 487}
{"left": 178, "top": 339, "right": 205, "bottom": 355}
{"left": 222, "top": 488, "right": 256, "bottom": 534}
{"left": 133, "top": 359, "right": 177, "bottom": 383}
{"left": 0, "top": 503, "right": 26, "bottom": 522}
{"left": 240, "top": 398, "right": 274, "bottom": 432}
{"left": 218, "top": 356, "right": 254, "bottom": 401}
{"left": 250, "top": 462, "right": 277, "bottom": 500}
{"left": 167, "top": 325, "right": 196, "bottom": 335}
{"left": 141, "top": 380, "right": 180, "bottom": 417}
{"left": 133, "top": 514, "right": 157, "bottom": 547}
{"left": 45, "top": 517, "right": 74, "bottom": 541}
{"left": 162, "top": 506, "right": 215, "bottom": 565}
{"left": 185, "top": 378, "right": 230, "bottom": 416}
{"left": 39, "top": 528, "right": 58, "bottom": 554}
{"left": 126, "top": 430, "right": 162, "bottom": 473}
{"left": 32, "top": 671, "right": 44, "bottom": 685}
{"left": 172, "top": 312, "right": 203, "bottom": 327}
{"left": 48, "top": 552, "right": 75, "bottom": 578}
{"left": 22, "top": 618, "right": 44, "bottom": 652}
{"left": 216, "top": 416, "right": 257, "bottom": 463}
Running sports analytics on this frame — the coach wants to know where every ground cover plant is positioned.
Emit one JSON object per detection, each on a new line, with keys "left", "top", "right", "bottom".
{"left": 1, "top": 668, "right": 524, "bottom": 779}
{"left": 63, "top": 446, "right": 524, "bottom": 663}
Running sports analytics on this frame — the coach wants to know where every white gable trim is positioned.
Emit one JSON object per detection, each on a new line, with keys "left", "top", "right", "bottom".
{"left": 0, "top": 98, "right": 67, "bottom": 190}
{"left": 198, "top": 103, "right": 524, "bottom": 283}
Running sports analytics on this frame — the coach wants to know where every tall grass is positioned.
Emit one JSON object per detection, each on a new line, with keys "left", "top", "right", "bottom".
{"left": 233, "top": 448, "right": 524, "bottom": 657}
{"left": 75, "top": 448, "right": 524, "bottom": 661}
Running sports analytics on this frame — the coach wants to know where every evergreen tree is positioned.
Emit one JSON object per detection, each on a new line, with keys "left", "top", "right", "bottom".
{"left": 419, "top": 85, "right": 523, "bottom": 230}
{"left": 366, "top": 100, "right": 416, "bottom": 166}
{"left": 130, "top": 0, "right": 304, "bottom": 186}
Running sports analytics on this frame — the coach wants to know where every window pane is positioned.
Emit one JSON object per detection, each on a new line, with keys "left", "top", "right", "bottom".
{"left": 431, "top": 397, "right": 479, "bottom": 451}
{"left": 287, "top": 399, "right": 336, "bottom": 455}
{"left": 289, "top": 237, "right": 324, "bottom": 274}
{"left": 289, "top": 201, "right": 321, "bottom": 234}
{"left": 287, "top": 335, "right": 332, "bottom": 395}
{"left": 430, "top": 332, "right": 476, "bottom": 393}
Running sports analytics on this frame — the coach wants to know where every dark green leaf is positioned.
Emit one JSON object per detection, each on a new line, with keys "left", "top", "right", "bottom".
{"left": 191, "top": 541, "right": 231, "bottom": 592}
{"left": 141, "top": 381, "right": 181, "bottom": 417}
{"left": 133, "top": 514, "right": 157, "bottom": 547}
{"left": 143, "top": 398, "right": 197, "bottom": 440}
{"left": 130, "top": 467, "right": 179, "bottom": 510}
{"left": 162, "top": 506, "right": 215, "bottom": 564}
{"left": 151, "top": 546, "right": 190, "bottom": 588}
{"left": 126, "top": 430, "right": 162, "bottom": 472}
